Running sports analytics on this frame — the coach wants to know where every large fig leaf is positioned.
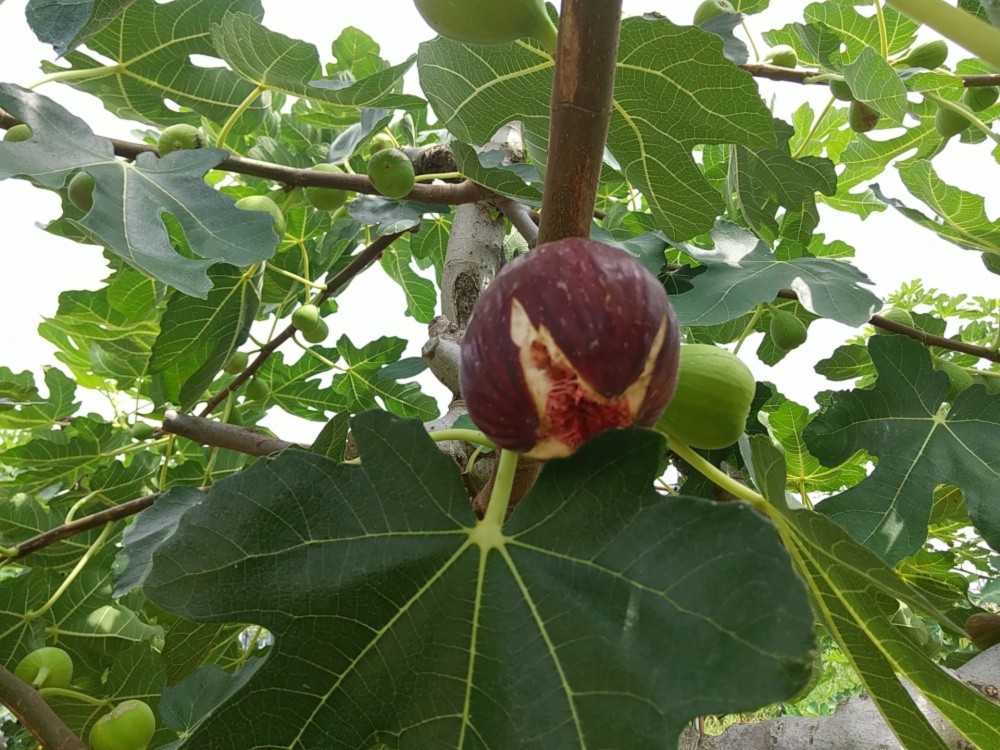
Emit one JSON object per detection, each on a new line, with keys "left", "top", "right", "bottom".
{"left": 418, "top": 15, "right": 775, "bottom": 241}
{"left": 806, "top": 336, "right": 1000, "bottom": 564}
{"left": 140, "top": 413, "right": 814, "bottom": 749}
{"left": 36, "top": 0, "right": 267, "bottom": 127}
{"left": 0, "top": 366, "right": 78, "bottom": 430}
{"left": 0, "top": 85, "right": 278, "bottom": 297}
{"left": 667, "top": 221, "right": 879, "bottom": 327}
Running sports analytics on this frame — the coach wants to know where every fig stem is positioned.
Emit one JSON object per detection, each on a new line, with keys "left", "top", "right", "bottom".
{"left": 216, "top": 83, "right": 266, "bottom": 150}
{"left": 428, "top": 429, "right": 495, "bottom": 449}
{"left": 886, "top": 0, "right": 1000, "bottom": 68}
{"left": 37, "top": 687, "right": 112, "bottom": 707}
{"left": 23, "top": 522, "right": 114, "bottom": 622}
{"left": 666, "top": 436, "right": 767, "bottom": 511}
{"left": 414, "top": 172, "right": 463, "bottom": 183}
{"left": 482, "top": 450, "right": 519, "bottom": 528}
{"left": 873, "top": 0, "right": 889, "bottom": 58}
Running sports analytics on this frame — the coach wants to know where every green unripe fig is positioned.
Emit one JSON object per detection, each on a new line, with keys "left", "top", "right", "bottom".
{"left": 370, "top": 133, "right": 394, "bottom": 154}
{"left": 829, "top": 79, "right": 854, "bottom": 101}
{"left": 246, "top": 378, "right": 270, "bottom": 401}
{"left": 935, "top": 106, "right": 971, "bottom": 139}
{"left": 875, "top": 307, "right": 914, "bottom": 333}
{"left": 131, "top": 422, "right": 155, "bottom": 440}
{"left": 14, "top": 647, "right": 74, "bottom": 689}
{"left": 305, "top": 163, "right": 349, "bottom": 212}
{"left": 291, "top": 304, "right": 322, "bottom": 333}
{"left": 157, "top": 123, "right": 203, "bottom": 155}
{"left": 764, "top": 45, "right": 798, "bottom": 69}
{"left": 235, "top": 195, "right": 285, "bottom": 237}
{"left": 88, "top": 699, "right": 156, "bottom": 750}
{"left": 694, "top": 0, "right": 736, "bottom": 25}
{"left": 656, "top": 344, "right": 756, "bottom": 450}
{"left": 897, "top": 40, "right": 948, "bottom": 70}
{"left": 224, "top": 351, "right": 250, "bottom": 375}
{"left": 4, "top": 124, "right": 32, "bottom": 142}
{"left": 68, "top": 171, "right": 96, "bottom": 213}
{"left": 935, "top": 360, "right": 974, "bottom": 402}
{"left": 848, "top": 100, "right": 880, "bottom": 133}
{"left": 964, "top": 86, "right": 999, "bottom": 112}
{"left": 413, "top": 0, "right": 558, "bottom": 51}
{"left": 301, "top": 318, "right": 329, "bottom": 344}
{"left": 770, "top": 310, "right": 808, "bottom": 351}
{"left": 367, "top": 148, "right": 416, "bottom": 200}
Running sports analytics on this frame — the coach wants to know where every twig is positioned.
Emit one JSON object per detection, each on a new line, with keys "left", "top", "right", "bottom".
{"left": 198, "top": 231, "right": 407, "bottom": 416}
{"left": 0, "top": 665, "right": 88, "bottom": 750}
{"left": 738, "top": 64, "right": 1000, "bottom": 87}
{"left": 1, "top": 493, "right": 159, "bottom": 564}
{"left": 537, "top": 0, "right": 624, "bottom": 243}
{"left": 163, "top": 410, "right": 299, "bottom": 455}
{"left": 0, "top": 110, "right": 487, "bottom": 205}
{"left": 490, "top": 194, "right": 540, "bottom": 248}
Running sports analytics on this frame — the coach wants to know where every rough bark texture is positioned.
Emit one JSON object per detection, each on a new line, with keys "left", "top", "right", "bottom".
{"left": 441, "top": 202, "right": 505, "bottom": 330}
{"left": 422, "top": 316, "right": 463, "bottom": 397}
{"left": 163, "top": 410, "right": 300, "bottom": 456}
{"left": 678, "top": 645, "right": 1000, "bottom": 750}
{"left": 0, "top": 665, "right": 87, "bottom": 750}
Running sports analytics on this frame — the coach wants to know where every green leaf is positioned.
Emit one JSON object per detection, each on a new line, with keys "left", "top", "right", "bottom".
{"left": 873, "top": 159, "right": 1000, "bottom": 257}
{"left": 805, "top": 336, "right": 1000, "bottom": 564}
{"left": 257, "top": 349, "right": 351, "bottom": 422}
{"left": 0, "top": 367, "right": 78, "bottom": 430}
{"left": 418, "top": 16, "right": 775, "bottom": 241}
{"left": 161, "top": 621, "right": 246, "bottom": 686}
{"left": 213, "top": 12, "right": 421, "bottom": 110}
{"left": 26, "top": 0, "right": 135, "bottom": 55}
{"left": 380, "top": 242, "right": 437, "bottom": 323}
{"left": 310, "top": 412, "right": 351, "bottom": 462}
{"left": 728, "top": 118, "right": 837, "bottom": 245}
{"left": 815, "top": 343, "right": 876, "bottom": 384}
{"left": 333, "top": 337, "right": 439, "bottom": 421}
{"left": 348, "top": 195, "right": 450, "bottom": 236}
{"left": 843, "top": 47, "right": 909, "bottom": 123}
{"left": 0, "top": 568, "right": 60, "bottom": 666}
{"left": 0, "top": 85, "right": 278, "bottom": 297}
{"left": 668, "top": 222, "right": 879, "bottom": 327}
{"left": 37, "top": 0, "right": 267, "bottom": 127}
{"left": 449, "top": 141, "right": 541, "bottom": 203}
{"left": 150, "top": 265, "right": 261, "bottom": 410}
{"left": 143, "top": 414, "right": 814, "bottom": 749}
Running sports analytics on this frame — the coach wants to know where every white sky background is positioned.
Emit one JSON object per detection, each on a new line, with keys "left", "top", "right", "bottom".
{"left": 0, "top": 0, "right": 997, "bottom": 444}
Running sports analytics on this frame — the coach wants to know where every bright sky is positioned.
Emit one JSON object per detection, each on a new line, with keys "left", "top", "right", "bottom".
{"left": 0, "top": 0, "right": 997, "bottom": 443}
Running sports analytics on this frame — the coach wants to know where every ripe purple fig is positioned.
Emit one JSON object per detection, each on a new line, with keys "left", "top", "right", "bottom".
{"left": 460, "top": 237, "right": 681, "bottom": 460}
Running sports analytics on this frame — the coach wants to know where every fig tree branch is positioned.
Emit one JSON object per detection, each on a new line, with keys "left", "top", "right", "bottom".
{"left": 0, "top": 493, "right": 158, "bottom": 565}
{"left": 163, "top": 410, "right": 299, "bottom": 455}
{"left": 536, "top": 0, "right": 624, "bottom": 243}
{"left": 198, "top": 230, "right": 407, "bottom": 417}
{"left": 0, "top": 664, "right": 88, "bottom": 750}
{"left": 739, "top": 63, "right": 1000, "bottom": 87}
{"left": 0, "top": 109, "right": 487, "bottom": 205}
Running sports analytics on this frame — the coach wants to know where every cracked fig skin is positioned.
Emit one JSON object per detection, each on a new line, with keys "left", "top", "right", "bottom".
{"left": 460, "top": 237, "right": 681, "bottom": 460}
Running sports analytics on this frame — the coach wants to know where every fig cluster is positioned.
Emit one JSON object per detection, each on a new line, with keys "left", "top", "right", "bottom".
{"left": 460, "top": 237, "right": 681, "bottom": 460}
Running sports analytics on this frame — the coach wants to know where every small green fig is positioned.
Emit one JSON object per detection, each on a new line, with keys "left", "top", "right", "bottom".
{"left": 694, "top": 0, "right": 736, "bottom": 25}
{"left": 829, "top": 79, "right": 854, "bottom": 101}
{"left": 413, "top": 0, "right": 558, "bottom": 51}
{"left": 3, "top": 124, "right": 32, "bottom": 142}
{"left": 88, "top": 700, "right": 156, "bottom": 750}
{"left": 367, "top": 148, "right": 416, "bottom": 200}
{"left": 935, "top": 360, "right": 974, "bottom": 402}
{"left": 964, "top": 86, "right": 999, "bottom": 112}
{"left": 224, "top": 351, "right": 250, "bottom": 375}
{"left": 764, "top": 45, "right": 798, "bottom": 69}
{"left": 897, "top": 40, "right": 948, "bottom": 70}
{"left": 848, "top": 100, "right": 880, "bottom": 133}
{"left": 157, "top": 123, "right": 203, "bottom": 155}
{"left": 301, "top": 318, "right": 329, "bottom": 344}
{"left": 875, "top": 307, "right": 914, "bottom": 333}
{"left": 770, "top": 310, "right": 808, "bottom": 351}
{"left": 305, "top": 163, "right": 349, "bottom": 212}
{"left": 935, "top": 106, "right": 970, "bottom": 139}
{"left": 291, "top": 304, "right": 322, "bottom": 333}
{"left": 369, "top": 133, "right": 394, "bottom": 154}
{"left": 68, "top": 171, "right": 96, "bottom": 213}
{"left": 246, "top": 378, "right": 270, "bottom": 401}
{"left": 131, "top": 422, "right": 155, "bottom": 440}
{"left": 235, "top": 195, "right": 285, "bottom": 237}
{"left": 14, "top": 647, "right": 74, "bottom": 689}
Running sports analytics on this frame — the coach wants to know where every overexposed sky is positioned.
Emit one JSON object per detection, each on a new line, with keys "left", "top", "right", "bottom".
{"left": 0, "top": 0, "right": 996, "bottom": 442}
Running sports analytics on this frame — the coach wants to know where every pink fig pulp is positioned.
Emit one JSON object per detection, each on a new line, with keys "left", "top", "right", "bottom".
{"left": 460, "top": 237, "right": 681, "bottom": 460}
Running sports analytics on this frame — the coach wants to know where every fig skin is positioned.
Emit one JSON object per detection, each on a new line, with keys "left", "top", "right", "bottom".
{"left": 3, "top": 124, "right": 32, "bottom": 142}
{"left": 235, "top": 195, "right": 285, "bottom": 237}
{"left": 460, "top": 237, "right": 681, "bottom": 460}
{"left": 14, "top": 647, "right": 74, "bottom": 689}
{"left": 157, "top": 123, "right": 203, "bottom": 155}
{"left": 694, "top": 0, "right": 735, "bottom": 26}
{"left": 305, "top": 163, "right": 349, "bottom": 211}
{"left": 964, "top": 86, "right": 999, "bottom": 112}
{"left": 68, "top": 171, "right": 96, "bottom": 212}
{"left": 88, "top": 700, "right": 156, "bottom": 750}
{"left": 829, "top": 79, "right": 854, "bottom": 101}
{"left": 848, "top": 100, "right": 880, "bottom": 133}
{"left": 367, "top": 148, "right": 416, "bottom": 199}
{"left": 414, "top": 0, "right": 558, "bottom": 50}
{"left": 764, "top": 45, "right": 798, "bottom": 69}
